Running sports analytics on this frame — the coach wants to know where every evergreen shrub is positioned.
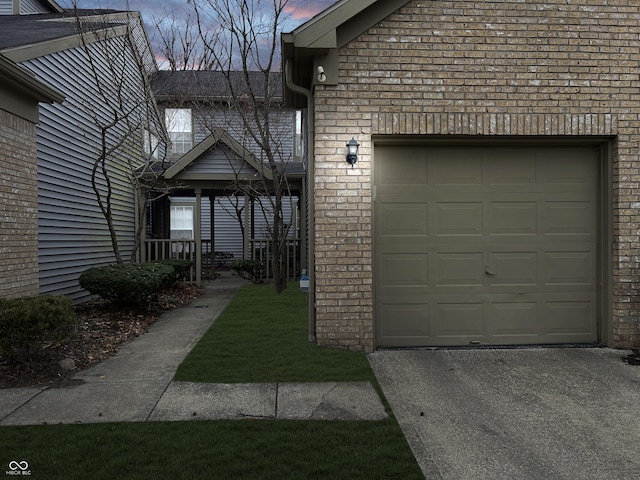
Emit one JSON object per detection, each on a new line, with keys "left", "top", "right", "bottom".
{"left": 79, "top": 262, "right": 175, "bottom": 306}
{"left": 0, "top": 295, "right": 76, "bottom": 358}
{"left": 231, "top": 259, "right": 265, "bottom": 284}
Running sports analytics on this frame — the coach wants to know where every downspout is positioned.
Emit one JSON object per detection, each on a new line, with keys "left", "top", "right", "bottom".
{"left": 285, "top": 59, "right": 316, "bottom": 342}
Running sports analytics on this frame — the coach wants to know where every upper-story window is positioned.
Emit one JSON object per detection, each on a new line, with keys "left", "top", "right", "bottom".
{"left": 294, "top": 110, "right": 303, "bottom": 159}
{"left": 143, "top": 129, "right": 159, "bottom": 159}
{"left": 165, "top": 108, "right": 192, "bottom": 155}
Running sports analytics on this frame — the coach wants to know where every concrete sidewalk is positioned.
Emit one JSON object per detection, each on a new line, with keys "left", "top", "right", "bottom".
{"left": 0, "top": 273, "right": 386, "bottom": 426}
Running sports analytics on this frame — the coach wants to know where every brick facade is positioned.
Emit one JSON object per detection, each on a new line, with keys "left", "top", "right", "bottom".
{"left": 312, "top": 0, "right": 640, "bottom": 352}
{"left": 0, "top": 108, "right": 39, "bottom": 298}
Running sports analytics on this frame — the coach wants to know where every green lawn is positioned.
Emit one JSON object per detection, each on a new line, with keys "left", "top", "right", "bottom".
{"left": 175, "top": 284, "right": 376, "bottom": 383}
{"left": 0, "top": 283, "right": 423, "bottom": 480}
{"left": 1, "top": 420, "right": 421, "bottom": 480}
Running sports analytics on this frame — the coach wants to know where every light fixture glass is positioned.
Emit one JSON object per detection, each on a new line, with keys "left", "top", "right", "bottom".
{"left": 346, "top": 137, "right": 359, "bottom": 167}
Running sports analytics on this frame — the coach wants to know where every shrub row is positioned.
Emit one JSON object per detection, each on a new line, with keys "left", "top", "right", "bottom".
{"left": 231, "top": 259, "right": 265, "bottom": 284}
{"left": 79, "top": 260, "right": 193, "bottom": 306}
{"left": 0, "top": 295, "right": 76, "bottom": 359}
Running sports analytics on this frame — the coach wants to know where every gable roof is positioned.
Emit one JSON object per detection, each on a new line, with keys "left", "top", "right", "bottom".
{"left": 0, "top": 10, "right": 113, "bottom": 51}
{"left": 0, "top": 10, "right": 156, "bottom": 75}
{"left": 153, "top": 70, "right": 283, "bottom": 102}
{"left": 281, "top": 0, "right": 411, "bottom": 106}
{"left": 164, "top": 127, "right": 273, "bottom": 181}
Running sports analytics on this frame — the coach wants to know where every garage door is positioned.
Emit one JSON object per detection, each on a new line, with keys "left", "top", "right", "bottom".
{"left": 374, "top": 144, "right": 598, "bottom": 347}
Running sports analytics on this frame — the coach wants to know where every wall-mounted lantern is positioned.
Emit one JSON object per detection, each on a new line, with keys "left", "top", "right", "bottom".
{"left": 346, "top": 137, "right": 359, "bottom": 168}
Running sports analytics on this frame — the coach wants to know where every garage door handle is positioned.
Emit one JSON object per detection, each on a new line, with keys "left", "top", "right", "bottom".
{"left": 485, "top": 266, "right": 496, "bottom": 276}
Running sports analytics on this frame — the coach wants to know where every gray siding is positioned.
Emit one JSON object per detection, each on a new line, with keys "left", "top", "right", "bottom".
{"left": 180, "top": 144, "right": 256, "bottom": 176}
{"left": 213, "top": 197, "right": 245, "bottom": 259}
{"left": 0, "top": 0, "right": 12, "bottom": 14}
{"left": 20, "top": 0, "right": 49, "bottom": 14}
{"left": 25, "top": 35, "right": 158, "bottom": 301}
{"left": 193, "top": 107, "right": 296, "bottom": 166}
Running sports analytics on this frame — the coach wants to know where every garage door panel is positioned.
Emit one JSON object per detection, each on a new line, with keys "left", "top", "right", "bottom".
{"left": 433, "top": 149, "right": 483, "bottom": 185}
{"left": 488, "top": 252, "right": 538, "bottom": 286}
{"left": 490, "top": 302, "right": 539, "bottom": 336}
{"left": 483, "top": 153, "right": 538, "bottom": 185}
{"left": 436, "top": 253, "right": 484, "bottom": 286}
{"left": 489, "top": 202, "right": 538, "bottom": 235}
{"left": 434, "top": 303, "right": 484, "bottom": 337}
{"left": 543, "top": 201, "right": 595, "bottom": 236}
{"left": 379, "top": 203, "right": 428, "bottom": 237}
{"left": 379, "top": 253, "right": 429, "bottom": 287}
{"left": 436, "top": 203, "right": 483, "bottom": 235}
{"left": 378, "top": 149, "right": 428, "bottom": 186}
{"left": 375, "top": 144, "right": 599, "bottom": 347}
{"left": 540, "top": 149, "right": 596, "bottom": 185}
{"left": 543, "top": 251, "right": 594, "bottom": 286}
{"left": 379, "top": 303, "right": 430, "bottom": 338}
{"left": 544, "top": 301, "right": 594, "bottom": 336}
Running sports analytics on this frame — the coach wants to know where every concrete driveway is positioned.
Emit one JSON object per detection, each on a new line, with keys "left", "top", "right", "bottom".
{"left": 368, "top": 348, "right": 640, "bottom": 480}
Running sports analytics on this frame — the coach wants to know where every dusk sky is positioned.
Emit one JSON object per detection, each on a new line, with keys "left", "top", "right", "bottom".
{"left": 57, "top": 0, "right": 337, "bottom": 29}
{"left": 57, "top": 0, "right": 338, "bottom": 67}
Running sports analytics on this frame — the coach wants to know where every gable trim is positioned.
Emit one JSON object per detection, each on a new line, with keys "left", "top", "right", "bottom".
{"left": 288, "top": 0, "right": 412, "bottom": 50}
{"left": 2, "top": 23, "right": 129, "bottom": 62}
{"left": 46, "top": 0, "right": 63, "bottom": 13}
{"left": 282, "top": 0, "right": 412, "bottom": 103}
{"left": 164, "top": 127, "right": 273, "bottom": 181}
{"left": 290, "top": 0, "right": 376, "bottom": 49}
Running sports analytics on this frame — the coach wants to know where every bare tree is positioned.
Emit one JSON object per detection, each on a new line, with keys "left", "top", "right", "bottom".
{"left": 157, "top": 0, "right": 295, "bottom": 292}
{"left": 70, "top": 7, "right": 179, "bottom": 263}
{"left": 153, "top": 6, "right": 217, "bottom": 71}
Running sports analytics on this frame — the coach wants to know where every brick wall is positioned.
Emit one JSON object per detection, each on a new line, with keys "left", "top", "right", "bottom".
{"left": 0, "top": 108, "right": 39, "bottom": 298}
{"left": 313, "top": 0, "right": 640, "bottom": 352}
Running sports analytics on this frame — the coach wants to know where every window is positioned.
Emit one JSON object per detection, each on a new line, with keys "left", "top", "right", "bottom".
{"left": 165, "top": 108, "right": 192, "bottom": 155}
{"left": 170, "top": 205, "right": 193, "bottom": 240}
{"left": 294, "top": 110, "right": 303, "bottom": 159}
{"left": 143, "top": 129, "right": 159, "bottom": 159}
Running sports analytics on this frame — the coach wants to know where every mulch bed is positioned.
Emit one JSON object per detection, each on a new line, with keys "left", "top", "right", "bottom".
{"left": 0, "top": 284, "right": 204, "bottom": 389}
{"left": 622, "top": 349, "right": 640, "bottom": 366}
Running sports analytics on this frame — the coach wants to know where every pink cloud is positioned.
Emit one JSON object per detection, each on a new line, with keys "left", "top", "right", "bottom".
{"left": 284, "top": 0, "right": 335, "bottom": 21}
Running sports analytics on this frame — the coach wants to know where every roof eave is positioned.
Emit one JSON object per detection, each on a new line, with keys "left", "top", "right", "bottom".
{"left": 281, "top": 0, "right": 413, "bottom": 106}
{"left": 48, "top": 0, "right": 64, "bottom": 13}
{"left": 0, "top": 54, "right": 64, "bottom": 103}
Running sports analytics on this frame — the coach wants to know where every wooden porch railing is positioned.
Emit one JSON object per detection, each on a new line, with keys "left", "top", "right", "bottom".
{"left": 250, "top": 238, "right": 301, "bottom": 282}
{"left": 142, "top": 239, "right": 198, "bottom": 283}
{"left": 142, "top": 238, "right": 301, "bottom": 283}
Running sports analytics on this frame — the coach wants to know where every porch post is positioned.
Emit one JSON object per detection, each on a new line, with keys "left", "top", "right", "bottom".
{"left": 251, "top": 196, "right": 256, "bottom": 258}
{"left": 135, "top": 189, "right": 145, "bottom": 263}
{"left": 138, "top": 198, "right": 149, "bottom": 263}
{"left": 195, "top": 188, "right": 202, "bottom": 285}
{"left": 243, "top": 193, "right": 250, "bottom": 260}
{"left": 210, "top": 194, "right": 215, "bottom": 279}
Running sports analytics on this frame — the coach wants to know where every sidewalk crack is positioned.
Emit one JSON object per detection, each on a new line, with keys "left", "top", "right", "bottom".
{"left": 0, "top": 387, "right": 47, "bottom": 424}
{"left": 310, "top": 382, "right": 338, "bottom": 418}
